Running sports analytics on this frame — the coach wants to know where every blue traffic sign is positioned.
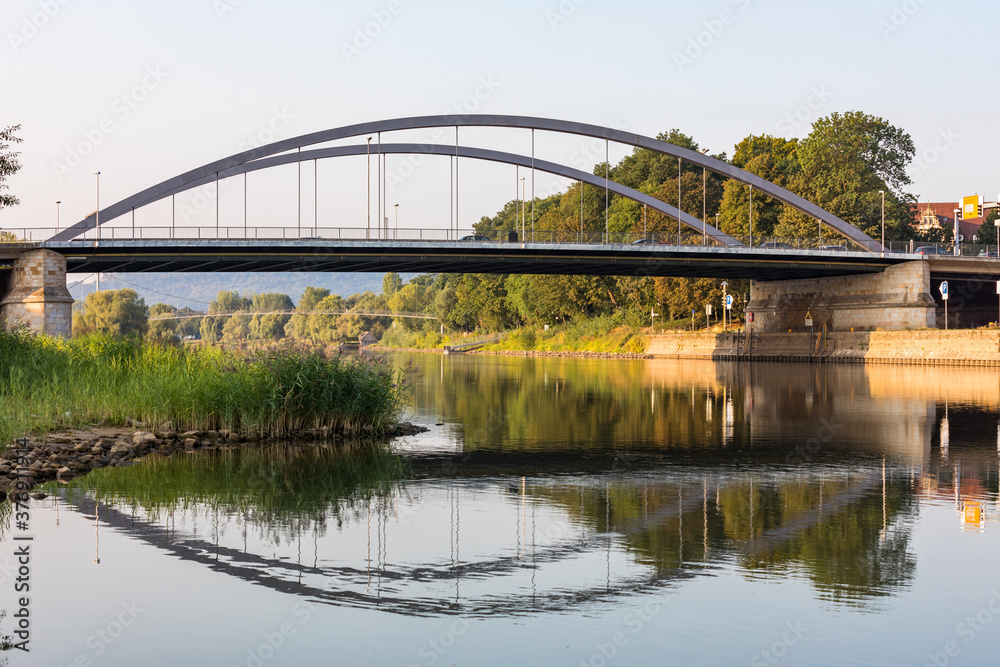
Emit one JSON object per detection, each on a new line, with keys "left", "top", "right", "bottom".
{"left": 940, "top": 281, "right": 949, "bottom": 300}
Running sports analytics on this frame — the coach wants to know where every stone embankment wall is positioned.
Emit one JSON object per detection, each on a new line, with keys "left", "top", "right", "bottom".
{"left": 647, "top": 330, "right": 1000, "bottom": 365}
{"left": 748, "top": 261, "right": 936, "bottom": 333}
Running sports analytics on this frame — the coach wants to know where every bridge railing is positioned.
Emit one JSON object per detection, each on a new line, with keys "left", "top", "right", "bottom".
{"left": 5, "top": 226, "right": 998, "bottom": 258}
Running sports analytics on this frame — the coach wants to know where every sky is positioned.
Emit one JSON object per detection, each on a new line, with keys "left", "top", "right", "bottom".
{"left": 3, "top": 0, "right": 999, "bottom": 239}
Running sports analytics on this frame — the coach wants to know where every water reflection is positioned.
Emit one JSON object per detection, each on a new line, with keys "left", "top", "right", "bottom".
{"left": 47, "top": 369, "right": 999, "bottom": 618}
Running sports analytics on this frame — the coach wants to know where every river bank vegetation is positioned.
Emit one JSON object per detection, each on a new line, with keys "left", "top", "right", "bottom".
{"left": 0, "top": 328, "right": 403, "bottom": 447}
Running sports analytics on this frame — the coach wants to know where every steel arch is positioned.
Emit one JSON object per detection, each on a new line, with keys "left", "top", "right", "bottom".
{"left": 140, "top": 143, "right": 740, "bottom": 246}
{"left": 52, "top": 114, "right": 878, "bottom": 249}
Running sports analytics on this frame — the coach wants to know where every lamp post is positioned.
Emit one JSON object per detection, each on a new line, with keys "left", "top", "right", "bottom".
{"left": 56, "top": 200, "right": 61, "bottom": 232}
{"left": 879, "top": 190, "right": 885, "bottom": 257}
{"left": 95, "top": 171, "right": 101, "bottom": 242}
{"left": 366, "top": 137, "right": 372, "bottom": 240}
{"left": 700, "top": 148, "right": 709, "bottom": 246}
{"left": 394, "top": 203, "right": 399, "bottom": 239}
{"left": 520, "top": 177, "right": 526, "bottom": 241}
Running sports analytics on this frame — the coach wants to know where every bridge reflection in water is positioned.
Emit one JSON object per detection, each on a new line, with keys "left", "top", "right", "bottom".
{"left": 53, "top": 358, "right": 1000, "bottom": 617}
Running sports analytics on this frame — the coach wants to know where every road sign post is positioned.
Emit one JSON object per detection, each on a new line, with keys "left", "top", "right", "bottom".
{"left": 940, "top": 281, "right": 949, "bottom": 330}
{"left": 725, "top": 294, "right": 734, "bottom": 333}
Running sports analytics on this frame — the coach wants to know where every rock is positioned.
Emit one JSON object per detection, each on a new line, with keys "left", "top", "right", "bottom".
{"left": 218, "top": 429, "right": 231, "bottom": 439}
{"left": 48, "top": 435, "right": 73, "bottom": 444}
{"left": 133, "top": 431, "right": 156, "bottom": 445}
{"left": 183, "top": 438, "right": 198, "bottom": 450}
{"left": 57, "top": 466, "right": 74, "bottom": 480}
{"left": 180, "top": 430, "right": 202, "bottom": 439}
{"left": 0, "top": 465, "right": 9, "bottom": 475}
{"left": 125, "top": 417, "right": 144, "bottom": 428}
{"left": 89, "top": 457, "right": 108, "bottom": 469}
{"left": 109, "top": 444, "right": 133, "bottom": 458}
{"left": 73, "top": 443, "right": 90, "bottom": 452}
{"left": 157, "top": 421, "right": 174, "bottom": 432}
{"left": 31, "top": 492, "right": 47, "bottom": 500}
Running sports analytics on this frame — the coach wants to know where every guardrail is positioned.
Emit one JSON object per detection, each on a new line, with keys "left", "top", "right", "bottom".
{"left": 2, "top": 225, "right": 999, "bottom": 258}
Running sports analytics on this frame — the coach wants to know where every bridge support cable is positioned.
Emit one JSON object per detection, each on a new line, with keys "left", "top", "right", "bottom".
{"left": 88, "top": 143, "right": 741, "bottom": 246}
{"left": 53, "top": 115, "right": 882, "bottom": 252}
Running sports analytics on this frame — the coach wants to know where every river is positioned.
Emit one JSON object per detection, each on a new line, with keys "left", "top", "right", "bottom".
{"left": 3, "top": 354, "right": 1000, "bottom": 666}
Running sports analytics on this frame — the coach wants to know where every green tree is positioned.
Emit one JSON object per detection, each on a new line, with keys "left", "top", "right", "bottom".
{"left": 382, "top": 272, "right": 402, "bottom": 297}
{"left": 73, "top": 289, "right": 149, "bottom": 338}
{"left": 780, "top": 111, "right": 917, "bottom": 241}
{"left": 0, "top": 124, "right": 22, "bottom": 212}
{"left": 146, "top": 302, "right": 179, "bottom": 345}
{"left": 249, "top": 292, "right": 294, "bottom": 340}
{"left": 976, "top": 210, "right": 1000, "bottom": 246}
{"left": 200, "top": 290, "right": 252, "bottom": 343}
{"left": 718, "top": 135, "right": 799, "bottom": 239}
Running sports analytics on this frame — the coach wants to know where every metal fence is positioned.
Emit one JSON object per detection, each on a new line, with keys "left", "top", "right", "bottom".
{"left": 2, "top": 225, "right": 999, "bottom": 258}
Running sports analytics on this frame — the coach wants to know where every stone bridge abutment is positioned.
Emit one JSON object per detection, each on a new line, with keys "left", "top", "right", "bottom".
{"left": 0, "top": 249, "right": 73, "bottom": 338}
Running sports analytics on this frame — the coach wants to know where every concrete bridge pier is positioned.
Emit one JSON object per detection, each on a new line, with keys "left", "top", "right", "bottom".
{"left": 748, "top": 261, "right": 937, "bottom": 333}
{"left": 0, "top": 249, "right": 74, "bottom": 338}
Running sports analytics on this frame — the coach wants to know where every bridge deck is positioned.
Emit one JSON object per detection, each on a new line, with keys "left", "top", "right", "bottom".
{"left": 44, "top": 239, "right": 915, "bottom": 281}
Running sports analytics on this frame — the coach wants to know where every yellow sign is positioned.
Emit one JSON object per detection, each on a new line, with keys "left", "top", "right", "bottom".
{"left": 963, "top": 501, "right": 982, "bottom": 528}
{"left": 962, "top": 195, "right": 979, "bottom": 219}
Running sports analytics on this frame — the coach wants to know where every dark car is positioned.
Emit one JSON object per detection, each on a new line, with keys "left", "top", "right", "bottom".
{"left": 914, "top": 246, "right": 952, "bottom": 255}
{"left": 631, "top": 238, "right": 664, "bottom": 245}
{"left": 459, "top": 234, "right": 491, "bottom": 242}
{"left": 819, "top": 245, "right": 848, "bottom": 252}
{"left": 758, "top": 242, "right": 793, "bottom": 250}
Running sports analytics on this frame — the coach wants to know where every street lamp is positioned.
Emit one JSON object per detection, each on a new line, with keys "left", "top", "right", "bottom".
{"left": 95, "top": 171, "right": 101, "bottom": 242}
{"left": 879, "top": 190, "right": 885, "bottom": 257}
{"left": 520, "top": 177, "right": 526, "bottom": 240}
{"left": 366, "top": 137, "right": 372, "bottom": 240}
{"left": 56, "top": 200, "right": 61, "bottom": 232}
{"left": 394, "top": 203, "right": 399, "bottom": 239}
{"left": 700, "top": 148, "right": 709, "bottom": 246}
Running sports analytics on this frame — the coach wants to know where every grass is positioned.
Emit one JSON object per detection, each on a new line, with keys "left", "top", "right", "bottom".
{"left": 484, "top": 313, "right": 648, "bottom": 354}
{"left": 0, "top": 328, "right": 406, "bottom": 447}
{"left": 54, "top": 442, "right": 408, "bottom": 523}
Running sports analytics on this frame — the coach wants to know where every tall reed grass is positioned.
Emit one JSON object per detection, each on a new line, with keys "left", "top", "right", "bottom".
{"left": 0, "top": 329, "right": 405, "bottom": 447}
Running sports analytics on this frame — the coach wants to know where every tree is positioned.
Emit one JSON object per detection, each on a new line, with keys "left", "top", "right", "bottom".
{"left": 0, "top": 124, "right": 22, "bottom": 212}
{"left": 200, "top": 290, "right": 252, "bottom": 343}
{"left": 783, "top": 111, "right": 917, "bottom": 241}
{"left": 249, "top": 292, "right": 294, "bottom": 340}
{"left": 73, "top": 289, "right": 148, "bottom": 338}
{"left": 718, "top": 135, "right": 799, "bottom": 238}
{"left": 976, "top": 210, "right": 1000, "bottom": 246}
{"left": 146, "top": 303, "right": 180, "bottom": 345}
{"left": 382, "top": 272, "right": 402, "bottom": 297}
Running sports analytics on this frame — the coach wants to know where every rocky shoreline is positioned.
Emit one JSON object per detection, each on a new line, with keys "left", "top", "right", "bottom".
{"left": 0, "top": 421, "right": 429, "bottom": 500}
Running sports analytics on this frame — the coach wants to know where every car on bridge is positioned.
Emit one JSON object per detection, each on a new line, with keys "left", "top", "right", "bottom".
{"left": 631, "top": 238, "right": 665, "bottom": 246}
{"left": 819, "top": 245, "right": 848, "bottom": 252}
{"left": 914, "top": 246, "right": 952, "bottom": 255}
{"left": 459, "top": 234, "right": 492, "bottom": 242}
{"left": 978, "top": 250, "right": 999, "bottom": 258}
{"left": 757, "top": 242, "right": 793, "bottom": 250}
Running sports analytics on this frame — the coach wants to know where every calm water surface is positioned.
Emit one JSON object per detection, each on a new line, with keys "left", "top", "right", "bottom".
{"left": 4, "top": 355, "right": 1000, "bottom": 666}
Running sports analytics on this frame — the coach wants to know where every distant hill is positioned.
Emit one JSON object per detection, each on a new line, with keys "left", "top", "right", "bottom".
{"left": 67, "top": 271, "right": 416, "bottom": 308}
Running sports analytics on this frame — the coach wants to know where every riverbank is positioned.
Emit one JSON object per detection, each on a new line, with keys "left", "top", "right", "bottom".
{"left": 380, "top": 329, "right": 1000, "bottom": 366}
{"left": 648, "top": 329, "right": 1000, "bottom": 365}
{"left": 0, "top": 330, "right": 406, "bottom": 447}
{"left": 0, "top": 420, "right": 429, "bottom": 498}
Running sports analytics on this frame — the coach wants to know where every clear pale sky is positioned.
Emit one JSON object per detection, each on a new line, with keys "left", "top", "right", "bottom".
{"left": 4, "top": 0, "right": 998, "bottom": 236}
